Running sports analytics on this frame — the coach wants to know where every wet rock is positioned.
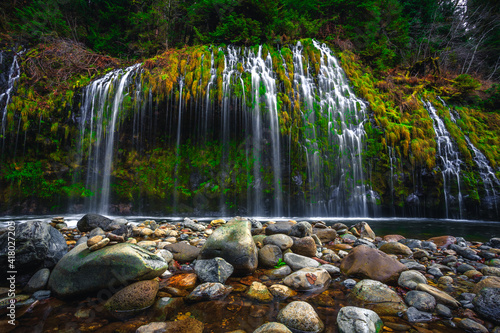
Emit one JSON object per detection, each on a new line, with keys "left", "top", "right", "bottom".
{"left": 89, "top": 237, "right": 110, "bottom": 251}
{"left": 137, "top": 318, "right": 203, "bottom": 333}
{"left": 77, "top": 214, "right": 113, "bottom": 232}
{"left": 186, "top": 282, "right": 232, "bottom": 302}
{"left": 263, "top": 234, "right": 293, "bottom": 251}
{"left": 415, "top": 283, "right": 460, "bottom": 308}
{"left": 24, "top": 268, "right": 50, "bottom": 293}
{"left": 313, "top": 228, "right": 337, "bottom": 243}
{"left": 246, "top": 281, "right": 273, "bottom": 303}
{"left": 277, "top": 301, "right": 324, "bottom": 333}
{"left": 435, "top": 304, "right": 453, "bottom": 319}
{"left": 354, "top": 222, "right": 375, "bottom": 239}
{"left": 269, "top": 265, "right": 292, "bottom": 278}
{"left": 157, "top": 249, "right": 173, "bottom": 264}
{"left": 473, "top": 276, "right": 500, "bottom": 293}
{"left": 472, "top": 287, "right": 500, "bottom": 324}
{"left": 350, "top": 279, "right": 407, "bottom": 316}
{"left": 398, "top": 270, "right": 428, "bottom": 290}
{"left": 337, "top": 306, "right": 383, "bottom": 333}
{"left": 194, "top": 257, "right": 234, "bottom": 284}
{"left": 450, "top": 244, "right": 481, "bottom": 260}
{"left": 332, "top": 223, "right": 348, "bottom": 231}
{"left": 165, "top": 273, "right": 197, "bottom": 289}
{"left": 258, "top": 244, "right": 282, "bottom": 268}
{"left": 32, "top": 290, "right": 51, "bottom": 300}
{"left": 199, "top": 218, "right": 258, "bottom": 275}
{"left": 254, "top": 322, "right": 292, "bottom": 333}
{"left": 320, "top": 264, "right": 341, "bottom": 276}
{"left": 152, "top": 297, "right": 184, "bottom": 321}
{"left": 0, "top": 221, "right": 68, "bottom": 278}
{"left": 353, "top": 238, "right": 376, "bottom": 248}
{"left": 48, "top": 243, "right": 167, "bottom": 297}
{"left": 489, "top": 238, "right": 500, "bottom": 248}
{"left": 283, "top": 267, "right": 331, "bottom": 291}
{"left": 88, "top": 227, "right": 106, "bottom": 238}
{"left": 104, "top": 280, "right": 159, "bottom": 312}
{"left": 458, "top": 263, "right": 476, "bottom": 274}
{"left": 457, "top": 318, "right": 489, "bottom": 333}
{"left": 427, "top": 236, "right": 456, "bottom": 249}
{"left": 383, "top": 235, "right": 406, "bottom": 242}
{"left": 266, "top": 221, "right": 294, "bottom": 235}
{"left": 405, "top": 306, "right": 432, "bottom": 323}
{"left": 291, "top": 236, "right": 317, "bottom": 257}
{"left": 403, "top": 261, "right": 426, "bottom": 271}
{"left": 164, "top": 242, "right": 200, "bottom": 263}
{"left": 283, "top": 252, "right": 320, "bottom": 271}
{"left": 379, "top": 242, "right": 412, "bottom": 256}
{"left": 482, "top": 266, "right": 500, "bottom": 277}
{"left": 405, "top": 290, "right": 436, "bottom": 312}
{"left": 428, "top": 267, "right": 444, "bottom": 278}
{"left": 399, "top": 239, "right": 422, "bottom": 250}
{"left": 289, "top": 222, "right": 313, "bottom": 238}
{"left": 340, "top": 245, "right": 407, "bottom": 284}
{"left": 342, "top": 279, "right": 357, "bottom": 289}
{"left": 182, "top": 218, "right": 205, "bottom": 232}
{"left": 269, "top": 284, "right": 296, "bottom": 300}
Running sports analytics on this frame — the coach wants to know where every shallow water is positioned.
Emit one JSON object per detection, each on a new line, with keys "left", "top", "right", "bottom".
{"left": 2, "top": 215, "right": 499, "bottom": 242}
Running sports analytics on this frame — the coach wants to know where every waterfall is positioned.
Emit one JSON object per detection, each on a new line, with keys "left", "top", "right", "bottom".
{"left": 424, "top": 101, "right": 463, "bottom": 218}
{"left": 0, "top": 52, "right": 22, "bottom": 155}
{"left": 77, "top": 64, "right": 142, "bottom": 214}
{"left": 71, "top": 41, "right": 371, "bottom": 216}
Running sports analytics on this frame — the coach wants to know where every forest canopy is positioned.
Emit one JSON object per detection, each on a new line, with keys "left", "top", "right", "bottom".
{"left": 0, "top": 0, "right": 499, "bottom": 79}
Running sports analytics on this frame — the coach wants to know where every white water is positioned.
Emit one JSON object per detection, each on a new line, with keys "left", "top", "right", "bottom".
{"left": 0, "top": 52, "right": 22, "bottom": 154}
{"left": 425, "top": 101, "right": 463, "bottom": 218}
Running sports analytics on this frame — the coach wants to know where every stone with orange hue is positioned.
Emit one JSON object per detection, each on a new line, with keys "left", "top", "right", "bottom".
{"left": 383, "top": 235, "right": 406, "bottom": 242}
{"left": 166, "top": 273, "right": 197, "bottom": 289}
{"left": 104, "top": 280, "right": 159, "bottom": 312}
{"left": 330, "top": 244, "right": 353, "bottom": 251}
{"left": 427, "top": 236, "right": 456, "bottom": 248}
{"left": 340, "top": 245, "right": 407, "bottom": 284}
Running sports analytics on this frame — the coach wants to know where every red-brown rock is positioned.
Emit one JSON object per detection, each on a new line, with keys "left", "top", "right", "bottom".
{"left": 340, "top": 245, "right": 408, "bottom": 284}
{"left": 427, "top": 236, "right": 456, "bottom": 248}
{"left": 383, "top": 235, "right": 406, "bottom": 242}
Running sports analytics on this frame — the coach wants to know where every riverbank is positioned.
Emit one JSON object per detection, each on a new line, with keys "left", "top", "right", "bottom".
{"left": 1, "top": 215, "right": 500, "bottom": 332}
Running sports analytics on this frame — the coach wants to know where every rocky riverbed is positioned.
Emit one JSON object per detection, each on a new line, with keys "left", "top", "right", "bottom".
{"left": 1, "top": 215, "right": 500, "bottom": 332}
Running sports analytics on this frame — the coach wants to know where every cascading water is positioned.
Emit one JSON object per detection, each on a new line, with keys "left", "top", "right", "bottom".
{"left": 71, "top": 41, "right": 373, "bottom": 216}
{"left": 0, "top": 51, "right": 22, "bottom": 155}
{"left": 424, "top": 101, "right": 463, "bottom": 218}
{"left": 77, "top": 64, "right": 142, "bottom": 214}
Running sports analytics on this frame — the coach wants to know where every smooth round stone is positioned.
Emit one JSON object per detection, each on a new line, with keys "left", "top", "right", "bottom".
{"left": 186, "top": 282, "right": 232, "bottom": 302}
{"left": 270, "top": 265, "right": 292, "bottom": 278}
{"left": 464, "top": 269, "right": 482, "bottom": 279}
{"left": 457, "top": 318, "right": 488, "bottom": 333}
{"left": 246, "top": 281, "right": 273, "bottom": 303}
{"left": 435, "top": 303, "right": 453, "bottom": 319}
{"left": 254, "top": 322, "right": 292, "bottom": 333}
{"left": 473, "top": 276, "right": 500, "bottom": 293}
{"left": 405, "top": 306, "right": 432, "bottom": 323}
{"left": 89, "top": 237, "right": 110, "bottom": 251}
{"left": 277, "top": 301, "right": 324, "bottom": 333}
{"left": 104, "top": 280, "right": 159, "bottom": 312}
{"left": 482, "top": 266, "right": 500, "bottom": 277}
{"left": 350, "top": 279, "right": 407, "bottom": 316}
{"left": 405, "top": 290, "right": 436, "bottom": 312}
{"left": 291, "top": 236, "right": 317, "bottom": 257}
{"left": 140, "top": 228, "right": 154, "bottom": 237}
{"left": 342, "top": 279, "right": 357, "bottom": 289}
{"left": 457, "top": 263, "right": 476, "bottom": 274}
{"left": 194, "top": 257, "right": 234, "bottom": 284}
{"left": 157, "top": 249, "right": 173, "bottom": 264}
{"left": 283, "top": 267, "right": 331, "bottom": 291}
{"left": 473, "top": 287, "right": 500, "bottom": 324}
{"left": 289, "top": 222, "right": 313, "bottom": 238}
{"left": 383, "top": 235, "right": 406, "bottom": 242}
{"left": 337, "top": 306, "right": 383, "bottom": 333}
{"left": 269, "top": 284, "right": 296, "bottom": 300}
{"left": 32, "top": 290, "right": 51, "bottom": 300}
{"left": 416, "top": 283, "right": 460, "bottom": 308}
{"left": 313, "top": 228, "right": 337, "bottom": 243}
{"left": 379, "top": 242, "right": 412, "bottom": 256}
{"left": 428, "top": 267, "right": 444, "bottom": 278}
{"left": 24, "top": 268, "right": 50, "bottom": 293}
{"left": 263, "top": 234, "right": 294, "bottom": 251}
{"left": 283, "top": 252, "right": 320, "bottom": 271}
{"left": 398, "top": 270, "right": 427, "bottom": 290}
{"left": 258, "top": 244, "right": 283, "bottom": 268}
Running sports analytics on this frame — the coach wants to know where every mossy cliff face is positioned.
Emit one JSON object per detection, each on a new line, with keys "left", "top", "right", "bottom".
{"left": 1, "top": 39, "right": 499, "bottom": 219}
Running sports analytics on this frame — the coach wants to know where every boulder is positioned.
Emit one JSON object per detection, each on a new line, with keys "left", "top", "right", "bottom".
{"left": 313, "top": 228, "right": 337, "bottom": 243}
{"left": 263, "top": 234, "right": 294, "bottom": 251}
{"left": 136, "top": 318, "right": 203, "bottom": 333}
{"left": 350, "top": 279, "right": 407, "bottom": 316}
{"left": 104, "top": 280, "right": 159, "bottom": 312}
{"left": 269, "top": 284, "right": 296, "bottom": 300}
{"left": 77, "top": 214, "right": 113, "bottom": 232}
{"left": 283, "top": 252, "right": 320, "bottom": 271}
{"left": 289, "top": 222, "right": 313, "bottom": 238}
{"left": 48, "top": 243, "right": 167, "bottom": 297}
{"left": 337, "top": 306, "right": 383, "bottom": 333}
{"left": 405, "top": 290, "right": 436, "bottom": 312}
{"left": 194, "top": 257, "right": 234, "bottom": 284}
{"left": 265, "top": 221, "right": 294, "bottom": 235}
{"left": 258, "top": 245, "right": 282, "bottom": 268}
{"left": 473, "top": 287, "right": 500, "bottom": 324}
{"left": 398, "top": 270, "right": 427, "bottom": 290}
{"left": 340, "top": 245, "right": 407, "bottom": 283}
{"left": 405, "top": 307, "right": 432, "bottom": 323}
{"left": 291, "top": 236, "right": 317, "bottom": 257}
{"left": 379, "top": 242, "right": 412, "bottom": 256}
{"left": 199, "top": 218, "right": 258, "bottom": 275}
{"left": 277, "top": 301, "right": 324, "bottom": 333}
{"left": 164, "top": 243, "right": 200, "bottom": 263}
{"left": 254, "top": 322, "right": 292, "bottom": 333}
{"left": 24, "top": 268, "right": 50, "bottom": 293}
{"left": 0, "top": 221, "right": 67, "bottom": 278}
{"left": 473, "top": 276, "right": 500, "bottom": 293}
{"left": 283, "top": 267, "right": 331, "bottom": 291}
{"left": 186, "top": 282, "right": 232, "bottom": 302}
{"left": 383, "top": 235, "right": 405, "bottom": 242}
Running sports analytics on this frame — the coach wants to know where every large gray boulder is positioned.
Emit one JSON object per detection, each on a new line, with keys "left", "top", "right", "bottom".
{"left": 199, "top": 218, "right": 257, "bottom": 275}
{"left": 48, "top": 243, "right": 168, "bottom": 297}
{"left": 77, "top": 214, "right": 113, "bottom": 232}
{"left": 337, "top": 306, "right": 383, "bottom": 333}
{"left": 0, "top": 221, "right": 67, "bottom": 278}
